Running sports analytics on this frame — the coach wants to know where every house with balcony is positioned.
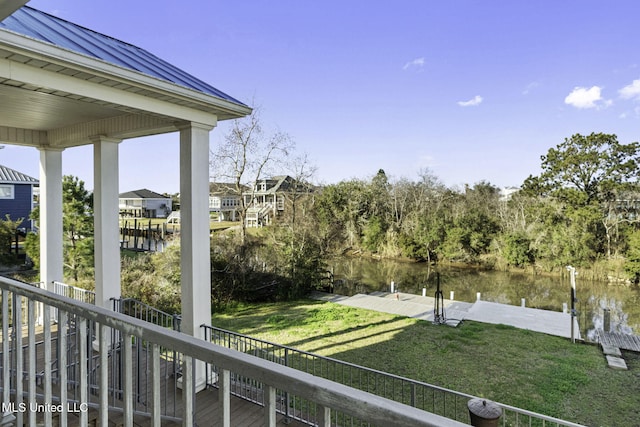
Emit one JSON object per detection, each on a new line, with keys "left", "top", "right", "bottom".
{"left": 0, "top": 2, "right": 585, "bottom": 427}
{"left": 244, "top": 175, "right": 313, "bottom": 227}
{"left": 209, "top": 182, "right": 246, "bottom": 222}
{"left": 0, "top": 164, "right": 38, "bottom": 232}
{"left": 119, "top": 189, "right": 173, "bottom": 218}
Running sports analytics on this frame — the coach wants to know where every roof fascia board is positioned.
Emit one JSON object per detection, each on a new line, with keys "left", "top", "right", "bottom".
{"left": 0, "top": 57, "right": 218, "bottom": 127}
{"left": 0, "top": 30, "right": 251, "bottom": 119}
{"left": 0, "top": 1, "right": 29, "bottom": 21}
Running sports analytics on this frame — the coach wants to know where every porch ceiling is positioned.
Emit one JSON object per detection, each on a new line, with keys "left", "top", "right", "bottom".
{"left": 0, "top": 80, "right": 124, "bottom": 131}
{"left": 0, "top": 6, "right": 251, "bottom": 149}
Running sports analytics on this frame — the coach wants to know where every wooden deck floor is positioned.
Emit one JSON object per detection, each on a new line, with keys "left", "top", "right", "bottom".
{"left": 594, "top": 329, "right": 640, "bottom": 352}
{"left": 1, "top": 325, "right": 309, "bottom": 426}
{"left": 75, "top": 386, "right": 309, "bottom": 427}
{"left": 15, "top": 386, "right": 307, "bottom": 427}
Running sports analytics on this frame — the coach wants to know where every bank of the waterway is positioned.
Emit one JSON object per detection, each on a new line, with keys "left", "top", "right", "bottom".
{"left": 328, "top": 257, "right": 640, "bottom": 338}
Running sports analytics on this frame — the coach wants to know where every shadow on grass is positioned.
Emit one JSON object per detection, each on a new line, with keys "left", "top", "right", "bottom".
{"left": 212, "top": 299, "right": 640, "bottom": 427}
{"left": 214, "top": 299, "right": 412, "bottom": 353}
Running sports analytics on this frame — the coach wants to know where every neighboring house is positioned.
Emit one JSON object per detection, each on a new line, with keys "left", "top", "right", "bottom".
{"left": 0, "top": 164, "right": 38, "bottom": 232}
{"left": 209, "top": 182, "right": 246, "bottom": 222}
{"left": 119, "top": 189, "right": 172, "bottom": 218}
{"left": 243, "top": 175, "right": 312, "bottom": 227}
{"left": 500, "top": 186, "right": 520, "bottom": 201}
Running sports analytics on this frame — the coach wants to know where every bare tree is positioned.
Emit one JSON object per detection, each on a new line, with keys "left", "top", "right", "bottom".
{"left": 282, "top": 152, "right": 317, "bottom": 231}
{"left": 210, "top": 106, "right": 293, "bottom": 245}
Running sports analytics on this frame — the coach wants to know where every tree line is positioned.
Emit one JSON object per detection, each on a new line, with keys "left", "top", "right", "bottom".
{"left": 207, "top": 131, "right": 640, "bottom": 307}
{"left": 309, "top": 133, "right": 640, "bottom": 277}
{"left": 12, "top": 131, "right": 640, "bottom": 312}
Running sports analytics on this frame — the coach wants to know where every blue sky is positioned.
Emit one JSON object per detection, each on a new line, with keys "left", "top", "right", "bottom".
{"left": 4, "top": 0, "right": 640, "bottom": 193}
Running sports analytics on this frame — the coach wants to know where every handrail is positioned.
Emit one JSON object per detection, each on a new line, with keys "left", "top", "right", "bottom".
{"left": 112, "top": 297, "right": 181, "bottom": 331}
{"left": 203, "top": 325, "right": 587, "bottom": 427}
{"left": 50, "top": 280, "right": 96, "bottom": 304}
{"left": 0, "top": 276, "right": 467, "bottom": 427}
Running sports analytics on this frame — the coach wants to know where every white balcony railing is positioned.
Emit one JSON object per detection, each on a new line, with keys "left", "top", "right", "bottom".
{"left": 0, "top": 276, "right": 467, "bottom": 427}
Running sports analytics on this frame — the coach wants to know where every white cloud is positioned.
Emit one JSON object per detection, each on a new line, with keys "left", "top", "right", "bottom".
{"left": 457, "top": 95, "right": 483, "bottom": 107}
{"left": 564, "top": 86, "right": 611, "bottom": 109}
{"left": 619, "top": 79, "right": 640, "bottom": 101}
{"left": 403, "top": 57, "right": 425, "bottom": 71}
{"left": 522, "top": 81, "right": 540, "bottom": 95}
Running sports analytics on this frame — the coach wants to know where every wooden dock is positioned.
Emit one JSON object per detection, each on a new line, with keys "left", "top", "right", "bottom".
{"left": 594, "top": 329, "right": 640, "bottom": 352}
{"left": 312, "top": 291, "right": 582, "bottom": 339}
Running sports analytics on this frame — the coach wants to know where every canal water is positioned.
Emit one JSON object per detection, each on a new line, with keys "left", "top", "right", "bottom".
{"left": 329, "top": 257, "right": 640, "bottom": 339}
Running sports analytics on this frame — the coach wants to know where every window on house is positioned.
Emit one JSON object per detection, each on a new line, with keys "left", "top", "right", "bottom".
{"left": 0, "top": 185, "right": 14, "bottom": 199}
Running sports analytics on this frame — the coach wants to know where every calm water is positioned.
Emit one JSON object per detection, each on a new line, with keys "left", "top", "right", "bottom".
{"left": 329, "top": 257, "right": 640, "bottom": 339}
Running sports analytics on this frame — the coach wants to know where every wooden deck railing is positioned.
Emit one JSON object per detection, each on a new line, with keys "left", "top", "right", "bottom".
{"left": 0, "top": 276, "right": 467, "bottom": 427}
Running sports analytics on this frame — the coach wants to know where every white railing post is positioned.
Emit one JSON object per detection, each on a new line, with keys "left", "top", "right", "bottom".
{"left": 99, "top": 324, "right": 109, "bottom": 426}
{"left": 78, "top": 318, "right": 88, "bottom": 426}
{"left": 318, "top": 405, "right": 331, "bottom": 427}
{"left": 14, "top": 295, "right": 23, "bottom": 427}
{"left": 59, "top": 311, "right": 68, "bottom": 427}
{"left": 151, "top": 344, "right": 161, "bottom": 427}
{"left": 182, "top": 356, "right": 194, "bottom": 427}
{"left": 265, "top": 385, "right": 277, "bottom": 427}
{"left": 51, "top": 281, "right": 63, "bottom": 321}
{"left": 219, "top": 369, "right": 231, "bottom": 427}
{"left": 43, "top": 305, "right": 52, "bottom": 427}
{"left": 123, "top": 333, "right": 133, "bottom": 427}
{"left": 1, "top": 290, "right": 15, "bottom": 426}
{"left": 28, "top": 299, "right": 36, "bottom": 427}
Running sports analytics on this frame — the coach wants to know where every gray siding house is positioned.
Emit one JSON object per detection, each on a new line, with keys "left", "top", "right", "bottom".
{"left": 243, "top": 175, "right": 313, "bottom": 227}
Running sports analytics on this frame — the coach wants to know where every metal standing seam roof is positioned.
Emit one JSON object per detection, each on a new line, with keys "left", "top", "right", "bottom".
{"left": 0, "top": 6, "right": 246, "bottom": 106}
{"left": 119, "top": 189, "right": 168, "bottom": 199}
{"left": 0, "top": 164, "right": 38, "bottom": 184}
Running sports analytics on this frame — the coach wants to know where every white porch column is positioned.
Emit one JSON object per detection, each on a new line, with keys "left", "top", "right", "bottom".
{"left": 93, "top": 136, "right": 122, "bottom": 310}
{"left": 179, "top": 122, "right": 214, "bottom": 391}
{"left": 38, "top": 148, "right": 64, "bottom": 292}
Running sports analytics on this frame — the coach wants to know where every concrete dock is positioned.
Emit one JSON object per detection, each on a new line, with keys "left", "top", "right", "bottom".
{"left": 311, "top": 291, "right": 582, "bottom": 340}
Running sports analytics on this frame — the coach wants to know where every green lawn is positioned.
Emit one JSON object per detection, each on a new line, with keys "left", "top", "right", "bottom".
{"left": 211, "top": 300, "right": 640, "bottom": 427}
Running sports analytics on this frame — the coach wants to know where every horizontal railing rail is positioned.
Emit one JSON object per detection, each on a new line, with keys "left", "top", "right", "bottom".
{"left": 203, "top": 325, "right": 586, "bottom": 427}
{"left": 0, "top": 276, "right": 467, "bottom": 427}
{"left": 112, "top": 297, "right": 181, "bottom": 332}
{"left": 50, "top": 281, "right": 96, "bottom": 304}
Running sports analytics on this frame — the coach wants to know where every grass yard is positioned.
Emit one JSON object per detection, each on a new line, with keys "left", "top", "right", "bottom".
{"left": 211, "top": 299, "right": 640, "bottom": 427}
